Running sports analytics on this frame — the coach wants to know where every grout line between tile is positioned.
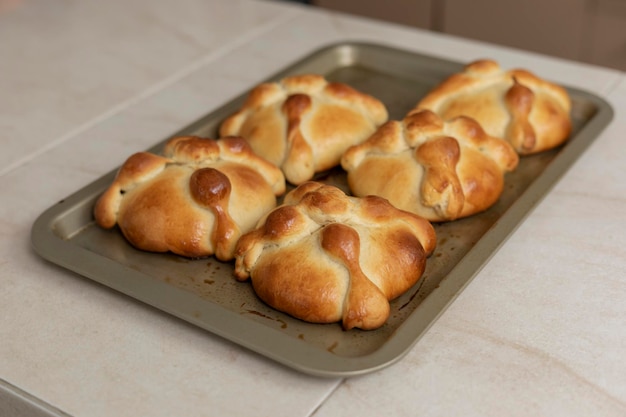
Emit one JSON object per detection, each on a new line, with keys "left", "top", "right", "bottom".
{"left": 604, "top": 73, "right": 626, "bottom": 97}
{"left": 307, "top": 378, "right": 345, "bottom": 417}
{"left": 0, "top": 6, "right": 303, "bottom": 179}
{"left": 0, "top": 377, "right": 74, "bottom": 417}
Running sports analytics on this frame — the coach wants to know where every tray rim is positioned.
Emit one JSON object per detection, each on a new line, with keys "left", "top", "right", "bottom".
{"left": 31, "top": 41, "right": 615, "bottom": 378}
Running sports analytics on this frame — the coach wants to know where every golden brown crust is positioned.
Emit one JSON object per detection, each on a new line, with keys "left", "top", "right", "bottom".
{"left": 414, "top": 59, "right": 572, "bottom": 155}
{"left": 93, "top": 136, "right": 285, "bottom": 260}
{"left": 234, "top": 182, "right": 436, "bottom": 330}
{"left": 341, "top": 110, "right": 519, "bottom": 222}
{"left": 219, "top": 74, "right": 388, "bottom": 184}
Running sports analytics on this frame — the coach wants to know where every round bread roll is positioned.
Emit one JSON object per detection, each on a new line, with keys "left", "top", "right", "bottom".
{"left": 219, "top": 74, "right": 388, "bottom": 185}
{"left": 414, "top": 59, "right": 571, "bottom": 155}
{"left": 341, "top": 110, "right": 519, "bottom": 222}
{"left": 94, "top": 136, "right": 285, "bottom": 260}
{"left": 234, "top": 182, "right": 436, "bottom": 330}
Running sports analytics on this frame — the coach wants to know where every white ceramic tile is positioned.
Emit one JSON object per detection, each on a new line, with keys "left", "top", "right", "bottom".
{"left": 1, "top": 1, "right": 625, "bottom": 416}
{"left": 0, "top": 0, "right": 298, "bottom": 176}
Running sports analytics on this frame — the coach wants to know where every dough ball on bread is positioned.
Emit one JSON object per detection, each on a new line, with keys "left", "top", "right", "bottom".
{"left": 219, "top": 74, "right": 388, "bottom": 185}
{"left": 414, "top": 59, "right": 571, "bottom": 155}
{"left": 94, "top": 136, "right": 285, "bottom": 260}
{"left": 234, "top": 182, "right": 436, "bottom": 330}
{"left": 341, "top": 110, "right": 519, "bottom": 222}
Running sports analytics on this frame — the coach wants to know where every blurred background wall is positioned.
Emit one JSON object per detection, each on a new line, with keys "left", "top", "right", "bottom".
{"left": 309, "top": 0, "right": 626, "bottom": 71}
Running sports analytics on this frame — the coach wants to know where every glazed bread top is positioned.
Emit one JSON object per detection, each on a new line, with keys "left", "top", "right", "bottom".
{"left": 94, "top": 136, "right": 285, "bottom": 260}
{"left": 234, "top": 182, "right": 436, "bottom": 330}
{"left": 341, "top": 110, "right": 519, "bottom": 221}
{"left": 415, "top": 59, "right": 571, "bottom": 155}
{"left": 219, "top": 74, "right": 388, "bottom": 184}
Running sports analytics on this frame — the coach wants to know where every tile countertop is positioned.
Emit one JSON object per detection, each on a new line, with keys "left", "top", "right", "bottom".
{"left": 1, "top": 0, "right": 625, "bottom": 416}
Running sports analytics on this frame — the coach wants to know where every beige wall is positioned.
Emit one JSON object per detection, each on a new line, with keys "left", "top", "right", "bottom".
{"left": 313, "top": 0, "right": 626, "bottom": 71}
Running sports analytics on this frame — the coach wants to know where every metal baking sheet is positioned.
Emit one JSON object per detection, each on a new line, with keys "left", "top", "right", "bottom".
{"left": 31, "top": 42, "right": 614, "bottom": 377}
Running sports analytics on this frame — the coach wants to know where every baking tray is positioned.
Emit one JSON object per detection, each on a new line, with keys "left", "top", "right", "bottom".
{"left": 31, "top": 42, "right": 614, "bottom": 377}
